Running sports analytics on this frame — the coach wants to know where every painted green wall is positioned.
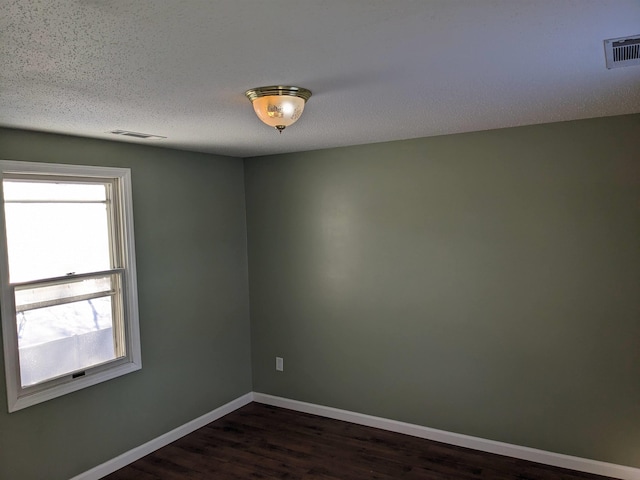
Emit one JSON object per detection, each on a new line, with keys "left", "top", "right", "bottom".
{"left": 0, "top": 128, "right": 252, "bottom": 480}
{"left": 1, "top": 115, "right": 639, "bottom": 478}
{"left": 245, "top": 114, "right": 640, "bottom": 468}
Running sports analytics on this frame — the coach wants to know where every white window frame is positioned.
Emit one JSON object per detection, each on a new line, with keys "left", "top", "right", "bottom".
{"left": 0, "top": 160, "right": 141, "bottom": 412}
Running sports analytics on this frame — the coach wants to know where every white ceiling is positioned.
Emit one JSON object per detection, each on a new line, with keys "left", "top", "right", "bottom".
{"left": 1, "top": 0, "right": 639, "bottom": 158}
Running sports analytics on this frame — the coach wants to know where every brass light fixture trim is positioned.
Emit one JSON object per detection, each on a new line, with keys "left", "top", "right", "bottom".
{"left": 245, "top": 86, "right": 312, "bottom": 133}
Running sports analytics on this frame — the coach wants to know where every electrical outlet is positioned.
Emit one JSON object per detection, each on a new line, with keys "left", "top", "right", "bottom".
{"left": 276, "top": 357, "right": 284, "bottom": 371}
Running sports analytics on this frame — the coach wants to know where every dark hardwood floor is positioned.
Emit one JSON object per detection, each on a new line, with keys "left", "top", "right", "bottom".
{"left": 103, "top": 402, "right": 616, "bottom": 480}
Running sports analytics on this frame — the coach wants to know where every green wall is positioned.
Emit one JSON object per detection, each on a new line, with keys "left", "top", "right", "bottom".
{"left": 0, "top": 128, "right": 252, "bottom": 480}
{"left": 245, "top": 114, "right": 640, "bottom": 468}
{"left": 1, "top": 115, "right": 639, "bottom": 478}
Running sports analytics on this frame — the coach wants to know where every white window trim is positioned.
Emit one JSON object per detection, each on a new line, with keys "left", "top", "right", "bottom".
{"left": 0, "top": 160, "right": 142, "bottom": 412}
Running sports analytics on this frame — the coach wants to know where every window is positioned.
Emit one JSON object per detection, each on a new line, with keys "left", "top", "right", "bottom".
{"left": 0, "top": 161, "right": 141, "bottom": 412}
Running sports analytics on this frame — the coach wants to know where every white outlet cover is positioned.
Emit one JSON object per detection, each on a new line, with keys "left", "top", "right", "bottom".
{"left": 276, "top": 357, "right": 284, "bottom": 371}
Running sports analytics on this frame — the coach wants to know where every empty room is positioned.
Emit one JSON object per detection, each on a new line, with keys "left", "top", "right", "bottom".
{"left": 0, "top": 1, "right": 639, "bottom": 479}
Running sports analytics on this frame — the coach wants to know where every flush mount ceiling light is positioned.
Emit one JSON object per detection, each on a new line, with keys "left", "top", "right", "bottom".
{"left": 245, "top": 86, "right": 312, "bottom": 133}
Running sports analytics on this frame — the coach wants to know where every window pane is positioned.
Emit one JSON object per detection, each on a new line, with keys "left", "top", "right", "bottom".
{"left": 3, "top": 181, "right": 106, "bottom": 202}
{"left": 17, "top": 297, "right": 119, "bottom": 387}
{"left": 4, "top": 202, "right": 111, "bottom": 282}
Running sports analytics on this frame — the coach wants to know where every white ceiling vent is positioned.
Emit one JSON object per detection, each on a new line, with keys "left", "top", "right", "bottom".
{"left": 604, "top": 35, "right": 640, "bottom": 69}
{"left": 108, "top": 129, "right": 166, "bottom": 139}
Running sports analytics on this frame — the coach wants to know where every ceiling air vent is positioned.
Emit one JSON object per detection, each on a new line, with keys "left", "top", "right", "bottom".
{"left": 604, "top": 35, "right": 640, "bottom": 69}
{"left": 108, "top": 129, "right": 166, "bottom": 139}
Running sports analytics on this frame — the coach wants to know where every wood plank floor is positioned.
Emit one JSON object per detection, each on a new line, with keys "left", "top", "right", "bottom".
{"left": 103, "top": 402, "right": 616, "bottom": 480}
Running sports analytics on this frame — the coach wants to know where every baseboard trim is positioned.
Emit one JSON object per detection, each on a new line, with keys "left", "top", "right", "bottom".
{"left": 70, "top": 391, "right": 640, "bottom": 480}
{"left": 253, "top": 392, "right": 640, "bottom": 480}
{"left": 70, "top": 392, "right": 254, "bottom": 480}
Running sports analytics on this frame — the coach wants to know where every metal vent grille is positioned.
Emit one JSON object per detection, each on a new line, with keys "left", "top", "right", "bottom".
{"left": 108, "top": 129, "right": 166, "bottom": 139}
{"left": 604, "top": 35, "right": 640, "bottom": 69}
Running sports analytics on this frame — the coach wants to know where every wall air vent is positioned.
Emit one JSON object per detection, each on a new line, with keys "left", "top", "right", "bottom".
{"left": 604, "top": 35, "right": 640, "bottom": 69}
{"left": 108, "top": 129, "right": 166, "bottom": 139}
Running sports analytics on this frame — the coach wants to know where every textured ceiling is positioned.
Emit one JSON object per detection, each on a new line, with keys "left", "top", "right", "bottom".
{"left": 1, "top": 0, "right": 639, "bottom": 158}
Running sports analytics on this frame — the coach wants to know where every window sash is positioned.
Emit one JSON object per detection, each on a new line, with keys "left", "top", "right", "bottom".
{"left": 13, "top": 269, "right": 123, "bottom": 312}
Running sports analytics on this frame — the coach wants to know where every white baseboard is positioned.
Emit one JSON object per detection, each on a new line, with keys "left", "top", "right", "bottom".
{"left": 253, "top": 392, "right": 640, "bottom": 480}
{"left": 70, "top": 391, "right": 640, "bottom": 480}
{"left": 70, "top": 392, "right": 254, "bottom": 480}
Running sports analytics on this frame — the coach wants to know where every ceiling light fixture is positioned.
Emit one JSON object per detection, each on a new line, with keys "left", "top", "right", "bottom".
{"left": 245, "top": 86, "right": 312, "bottom": 133}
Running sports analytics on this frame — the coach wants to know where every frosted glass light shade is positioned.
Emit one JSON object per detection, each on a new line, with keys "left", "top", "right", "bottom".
{"left": 245, "top": 86, "right": 312, "bottom": 132}
{"left": 252, "top": 95, "right": 305, "bottom": 129}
